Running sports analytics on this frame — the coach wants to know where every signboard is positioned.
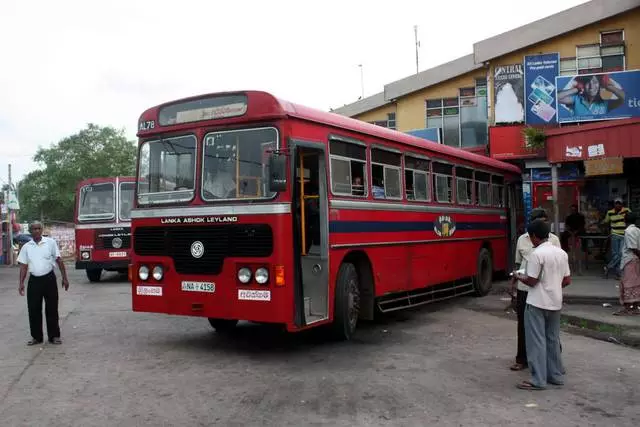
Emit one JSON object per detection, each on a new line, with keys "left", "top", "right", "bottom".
{"left": 406, "top": 127, "right": 442, "bottom": 143}
{"left": 524, "top": 53, "right": 560, "bottom": 124}
{"left": 6, "top": 191, "right": 19, "bottom": 210}
{"left": 556, "top": 70, "right": 640, "bottom": 123}
{"left": 584, "top": 157, "right": 624, "bottom": 176}
{"left": 494, "top": 64, "right": 525, "bottom": 124}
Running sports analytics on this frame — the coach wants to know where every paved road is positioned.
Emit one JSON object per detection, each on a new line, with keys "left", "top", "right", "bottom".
{"left": 1, "top": 265, "right": 638, "bottom": 427}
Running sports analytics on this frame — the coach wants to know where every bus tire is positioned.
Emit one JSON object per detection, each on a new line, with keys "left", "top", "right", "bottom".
{"left": 473, "top": 248, "right": 493, "bottom": 296}
{"left": 208, "top": 318, "right": 238, "bottom": 333}
{"left": 331, "top": 262, "right": 360, "bottom": 341}
{"left": 86, "top": 268, "right": 102, "bottom": 283}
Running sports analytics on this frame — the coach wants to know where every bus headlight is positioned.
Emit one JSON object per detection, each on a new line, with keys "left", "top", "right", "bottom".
{"left": 255, "top": 267, "right": 269, "bottom": 285}
{"left": 138, "top": 265, "right": 149, "bottom": 281}
{"left": 237, "top": 267, "right": 251, "bottom": 284}
{"left": 152, "top": 265, "right": 164, "bottom": 281}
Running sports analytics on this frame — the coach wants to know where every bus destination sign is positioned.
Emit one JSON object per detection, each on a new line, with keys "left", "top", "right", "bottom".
{"left": 158, "top": 94, "right": 249, "bottom": 126}
{"left": 160, "top": 216, "right": 238, "bottom": 224}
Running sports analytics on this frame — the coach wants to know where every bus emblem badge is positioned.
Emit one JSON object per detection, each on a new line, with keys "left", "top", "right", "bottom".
{"left": 112, "top": 237, "right": 123, "bottom": 249}
{"left": 190, "top": 241, "right": 205, "bottom": 258}
{"left": 434, "top": 215, "right": 456, "bottom": 237}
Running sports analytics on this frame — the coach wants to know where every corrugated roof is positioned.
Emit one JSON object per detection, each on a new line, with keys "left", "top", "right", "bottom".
{"left": 474, "top": 0, "right": 640, "bottom": 63}
{"left": 384, "top": 54, "right": 483, "bottom": 100}
{"left": 330, "top": 92, "right": 387, "bottom": 117}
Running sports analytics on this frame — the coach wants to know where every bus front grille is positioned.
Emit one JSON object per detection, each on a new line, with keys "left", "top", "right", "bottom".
{"left": 94, "top": 228, "right": 132, "bottom": 250}
{"left": 133, "top": 225, "right": 273, "bottom": 274}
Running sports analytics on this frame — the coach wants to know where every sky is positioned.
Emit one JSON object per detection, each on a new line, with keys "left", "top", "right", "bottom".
{"left": 0, "top": 0, "right": 589, "bottom": 185}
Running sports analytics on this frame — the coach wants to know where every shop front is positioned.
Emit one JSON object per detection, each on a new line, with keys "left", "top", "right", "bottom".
{"left": 545, "top": 118, "right": 640, "bottom": 271}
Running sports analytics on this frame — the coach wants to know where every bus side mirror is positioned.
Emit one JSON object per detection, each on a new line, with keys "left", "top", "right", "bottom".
{"left": 267, "top": 154, "right": 287, "bottom": 192}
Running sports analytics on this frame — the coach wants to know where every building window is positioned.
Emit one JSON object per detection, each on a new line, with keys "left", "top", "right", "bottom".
{"left": 387, "top": 112, "right": 396, "bottom": 130}
{"left": 370, "top": 120, "right": 388, "bottom": 127}
{"left": 405, "top": 155, "right": 430, "bottom": 201}
{"left": 574, "top": 31, "right": 625, "bottom": 75}
{"left": 601, "top": 30, "right": 624, "bottom": 45}
{"left": 371, "top": 148, "right": 402, "bottom": 199}
{"left": 577, "top": 44, "right": 602, "bottom": 74}
{"left": 560, "top": 57, "right": 577, "bottom": 76}
{"left": 329, "top": 140, "right": 367, "bottom": 197}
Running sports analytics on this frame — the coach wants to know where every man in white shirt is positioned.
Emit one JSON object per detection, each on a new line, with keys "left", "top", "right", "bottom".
{"left": 509, "top": 208, "right": 561, "bottom": 371}
{"left": 514, "top": 219, "right": 571, "bottom": 390}
{"left": 17, "top": 222, "right": 70, "bottom": 345}
{"left": 203, "top": 162, "right": 236, "bottom": 199}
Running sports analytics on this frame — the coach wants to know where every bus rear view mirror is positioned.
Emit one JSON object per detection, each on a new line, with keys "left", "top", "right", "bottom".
{"left": 268, "top": 154, "right": 287, "bottom": 192}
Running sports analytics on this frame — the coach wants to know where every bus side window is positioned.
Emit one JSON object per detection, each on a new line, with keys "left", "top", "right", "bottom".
{"left": 455, "top": 166, "right": 474, "bottom": 205}
{"left": 371, "top": 147, "right": 402, "bottom": 200}
{"left": 405, "top": 155, "right": 430, "bottom": 201}
{"left": 432, "top": 162, "right": 453, "bottom": 203}
{"left": 329, "top": 139, "right": 367, "bottom": 197}
{"left": 492, "top": 175, "right": 505, "bottom": 207}
{"left": 475, "top": 171, "right": 491, "bottom": 206}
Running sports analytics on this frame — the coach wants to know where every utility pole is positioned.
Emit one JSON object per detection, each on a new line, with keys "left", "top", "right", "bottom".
{"left": 358, "top": 64, "right": 364, "bottom": 99}
{"left": 7, "top": 164, "right": 13, "bottom": 266}
{"left": 414, "top": 25, "right": 420, "bottom": 74}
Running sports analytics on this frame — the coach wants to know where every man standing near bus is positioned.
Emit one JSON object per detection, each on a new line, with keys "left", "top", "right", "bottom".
{"left": 515, "top": 219, "right": 571, "bottom": 390}
{"left": 603, "top": 198, "right": 630, "bottom": 280}
{"left": 17, "top": 222, "right": 70, "bottom": 345}
{"left": 509, "top": 208, "right": 561, "bottom": 371}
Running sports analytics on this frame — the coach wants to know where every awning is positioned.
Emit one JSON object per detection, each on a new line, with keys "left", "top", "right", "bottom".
{"left": 546, "top": 118, "right": 640, "bottom": 163}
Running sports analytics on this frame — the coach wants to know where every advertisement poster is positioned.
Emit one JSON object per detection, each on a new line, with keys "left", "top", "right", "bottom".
{"left": 556, "top": 69, "right": 640, "bottom": 123}
{"left": 522, "top": 183, "right": 532, "bottom": 227}
{"left": 494, "top": 64, "right": 525, "bottom": 124}
{"left": 524, "top": 53, "right": 560, "bottom": 124}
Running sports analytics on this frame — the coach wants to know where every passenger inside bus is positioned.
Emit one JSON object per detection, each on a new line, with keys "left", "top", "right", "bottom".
{"left": 372, "top": 178, "right": 385, "bottom": 199}
{"left": 203, "top": 158, "right": 236, "bottom": 199}
{"left": 352, "top": 176, "right": 365, "bottom": 196}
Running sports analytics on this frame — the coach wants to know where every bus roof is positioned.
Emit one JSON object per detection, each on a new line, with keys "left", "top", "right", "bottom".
{"left": 76, "top": 176, "right": 136, "bottom": 189}
{"left": 138, "top": 90, "right": 522, "bottom": 175}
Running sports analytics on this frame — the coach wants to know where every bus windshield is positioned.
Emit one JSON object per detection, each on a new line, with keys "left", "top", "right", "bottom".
{"left": 119, "top": 182, "right": 135, "bottom": 220}
{"left": 78, "top": 182, "right": 115, "bottom": 221}
{"left": 137, "top": 135, "right": 196, "bottom": 205}
{"left": 201, "top": 127, "right": 277, "bottom": 201}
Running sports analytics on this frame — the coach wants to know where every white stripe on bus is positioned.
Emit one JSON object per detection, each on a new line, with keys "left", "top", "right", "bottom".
{"left": 130, "top": 203, "right": 292, "bottom": 219}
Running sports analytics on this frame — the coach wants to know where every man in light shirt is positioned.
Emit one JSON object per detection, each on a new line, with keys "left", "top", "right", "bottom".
{"left": 514, "top": 219, "right": 571, "bottom": 390}
{"left": 17, "top": 222, "right": 70, "bottom": 345}
{"left": 509, "top": 208, "right": 561, "bottom": 371}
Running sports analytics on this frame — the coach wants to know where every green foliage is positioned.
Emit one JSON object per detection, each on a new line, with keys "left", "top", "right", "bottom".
{"left": 522, "top": 126, "right": 546, "bottom": 151}
{"left": 17, "top": 124, "right": 136, "bottom": 222}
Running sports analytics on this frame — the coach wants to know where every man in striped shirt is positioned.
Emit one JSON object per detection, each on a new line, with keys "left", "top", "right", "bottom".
{"left": 604, "top": 198, "right": 631, "bottom": 279}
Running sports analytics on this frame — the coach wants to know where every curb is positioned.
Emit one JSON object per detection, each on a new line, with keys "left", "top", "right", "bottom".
{"left": 465, "top": 301, "right": 640, "bottom": 349}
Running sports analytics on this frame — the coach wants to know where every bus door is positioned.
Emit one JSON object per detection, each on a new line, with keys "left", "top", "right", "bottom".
{"left": 291, "top": 140, "right": 329, "bottom": 326}
{"left": 507, "top": 182, "right": 519, "bottom": 269}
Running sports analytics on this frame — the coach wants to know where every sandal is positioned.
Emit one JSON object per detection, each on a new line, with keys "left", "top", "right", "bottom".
{"left": 510, "top": 363, "right": 527, "bottom": 371}
{"left": 49, "top": 337, "right": 62, "bottom": 345}
{"left": 27, "top": 339, "right": 43, "bottom": 346}
{"left": 613, "top": 309, "right": 634, "bottom": 316}
{"left": 517, "top": 381, "right": 545, "bottom": 391}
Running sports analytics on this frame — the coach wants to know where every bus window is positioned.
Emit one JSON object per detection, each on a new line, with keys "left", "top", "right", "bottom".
{"left": 137, "top": 135, "right": 196, "bottom": 205}
{"left": 492, "top": 175, "right": 505, "bottom": 207}
{"left": 455, "top": 167, "right": 474, "bottom": 205}
{"left": 371, "top": 148, "right": 401, "bottom": 200}
{"left": 475, "top": 171, "right": 491, "bottom": 206}
{"left": 202, "top": 127, "right": 277, "bottom": 200}
{"left": 405, "top": 155, "right": 430, "bottom": 201}
{"left": 329, "top": 139, "right": 367, "bottom": 197}
{"left": 433, "top": 162, "right": 453, "bottom": 203}
{"left": 78, "top": 182, "right": 115, "bottom": 221}
{"left": 119, "top": 182, "right": 135, "bottom": 221}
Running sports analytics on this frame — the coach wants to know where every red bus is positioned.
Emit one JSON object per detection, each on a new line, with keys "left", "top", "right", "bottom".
{"left": 130, "top": 91, "right": 521, "bottom": 340}
{"left": 75, "top": 177, "right": 135, "bottom": 282}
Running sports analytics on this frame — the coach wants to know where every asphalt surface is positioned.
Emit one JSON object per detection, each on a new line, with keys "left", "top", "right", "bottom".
{"left": 1, "top": 265, "right": 639, "bottom": 427}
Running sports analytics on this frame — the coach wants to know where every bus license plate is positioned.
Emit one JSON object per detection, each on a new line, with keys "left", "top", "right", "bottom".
{"left": 181, "top": 281, "right": 216, "bottom": 293}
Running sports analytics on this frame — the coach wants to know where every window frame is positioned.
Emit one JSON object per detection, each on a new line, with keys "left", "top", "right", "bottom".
{"left": 77, "top": 182, "right": 116, "bottom": 222}
{"left": 370, "top": 145, "right": 403, "bottom": 200}
{"left": 118, "top": 181, "right": 135, "bottom": 222}
{"left": 328, "top": 137, "right": 368, "bottom": 198}
{"left": 491, "top": 175, "right": 505, "bottom": 208}
{"left": 404, "top": 153, "right": 431, "bottom": 202}
{"left": 137, "top": 133, "right": 198, "bottom": 206}
{"left": 474, "top": 170, "right": 491, "bottom": 207}
{"left": 432, "top": 161, "right": 454, "bottom": 204}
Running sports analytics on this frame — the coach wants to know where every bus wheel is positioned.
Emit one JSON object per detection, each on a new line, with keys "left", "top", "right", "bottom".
{"left": 473, "top": 248, "right": 493, "bottom": 296}
{"left": 86, "top": 268, "right": 102, "bottom": 283}
{"left": 332, "top": 262, "right": 360, "bottom": 341}
{"left": 208, "top": 318, "right": 238, "bottom": 333}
